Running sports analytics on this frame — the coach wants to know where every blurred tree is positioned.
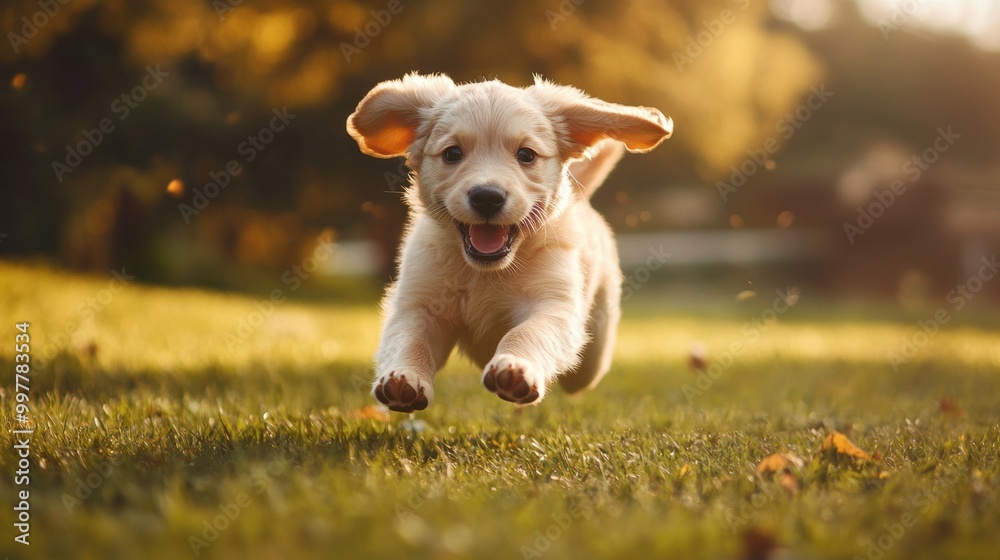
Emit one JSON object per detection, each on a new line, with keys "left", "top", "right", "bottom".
{"left": 0, "top": 0, "right": 914, "bottom": 288}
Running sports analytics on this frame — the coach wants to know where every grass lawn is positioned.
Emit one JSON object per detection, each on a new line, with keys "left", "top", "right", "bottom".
{"left": 1, "top": 261, "right": 998, "bottom": 559}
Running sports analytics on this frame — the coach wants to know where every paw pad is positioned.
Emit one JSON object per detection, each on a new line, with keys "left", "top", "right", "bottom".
{"left": 482, "top": 364, "right": 540, "bottom": 405}
{"left": 374, "top": 372, "right": 429, "bottom": 413}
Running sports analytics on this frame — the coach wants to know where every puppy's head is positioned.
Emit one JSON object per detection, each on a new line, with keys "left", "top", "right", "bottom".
{"left": 347, "top": 73, "right": 672, "bottom": 271}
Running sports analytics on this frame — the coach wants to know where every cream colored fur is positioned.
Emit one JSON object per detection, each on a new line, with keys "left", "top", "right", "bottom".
{"left": 347, "top": 73, "right": 671, "bottom": 412}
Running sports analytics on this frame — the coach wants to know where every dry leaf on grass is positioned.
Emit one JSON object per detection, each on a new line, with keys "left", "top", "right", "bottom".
{"left": 740, "top": 527, "right": 779, "bottom": 560}
{"left": 678, "top": 463, "right": 692, "bottom": 480}
{"left": 348, "top": 404, "right": 391, "bottom": 421}
{"left": 166, "top": 178, "right": 185, "bottom": 197}
{"left": 689, "top": 342, "right": 708, "bottom": 371}
{"left": 756, "top": 453, "right": 805, "bottom": 477}
{"left": 819, "top": 431, "right": 875, "bottom": 462}
{"left": 939, "top": 398, "right": 964, "bottom": 417}
{"left": 757, "top": 453, "right": 804, "bottom": 495}
{"left": 777, "top": 471, "right": 800, "bottom": 495}
{"left": 736, "top": 290, "right": 757, "bottom": 301}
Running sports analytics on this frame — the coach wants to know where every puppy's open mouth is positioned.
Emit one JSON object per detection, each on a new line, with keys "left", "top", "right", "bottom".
{"left": 455, "top": 222, "right": 519, "bottom": 263}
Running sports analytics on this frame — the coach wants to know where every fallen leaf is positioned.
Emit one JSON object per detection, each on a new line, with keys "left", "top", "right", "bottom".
{"left": 777, "top": 471, "right": 800, "bottom": 495}
{"left": 740, "top": 527, "right": 779, "bottom": 560}
{"left": 166, "top": 179, "right": 185, "bottom": 197}
{"left": 775, "top": 211, "right": 794, "bottom": 228}
{"left": 678, "top": 463, "right": 692, "bottom": 480}
{"left": 757, "top": 453, "right": 804, "bottom": 495}
{"left": 349, "top": 404, "right": 390, "bottom": 421}
{"left": 819, "top": 431, "right": 873, "bottom": 462}
{"left": 939, "top": 398, "right": 964, "bottom": 417}
{"left": 689, "top": 342, "right": 708, "bottom": 371}
{"left": 756, "top": 453, "right": 805, "bottom": 477}
{"left": 736, "top": 290, "right": 757, "bottom": 301}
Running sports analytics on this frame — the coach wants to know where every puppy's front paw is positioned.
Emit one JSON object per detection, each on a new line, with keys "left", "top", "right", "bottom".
{"left": 373, "top": 371, "right": 433, "bottom": 413}
{"left": 482, "top": 354, "right": 545, "bottom": 405}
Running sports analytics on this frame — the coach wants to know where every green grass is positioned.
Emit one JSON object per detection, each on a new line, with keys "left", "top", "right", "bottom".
{"left": 0, "top": 261, "right": 998, "bottom": 560}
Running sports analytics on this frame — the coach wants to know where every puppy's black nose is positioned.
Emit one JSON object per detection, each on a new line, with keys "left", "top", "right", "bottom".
{"left": 468, "top": 184, "right": 506, "bottom": 218}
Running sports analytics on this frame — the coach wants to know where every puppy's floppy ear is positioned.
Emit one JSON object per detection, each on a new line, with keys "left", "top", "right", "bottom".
{"left": 347, "top": 73, "right": 456, "bottom": 159}
{"left": 530, "top": 76, "right": 672, "bottom": 160}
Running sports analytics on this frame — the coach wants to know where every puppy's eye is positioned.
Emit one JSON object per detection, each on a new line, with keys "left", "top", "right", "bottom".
{"left": 516, "top": 148, "right": 537, "bottom": 164}
{"left": 443, "top": 146, "right": 463, "bottom": 163}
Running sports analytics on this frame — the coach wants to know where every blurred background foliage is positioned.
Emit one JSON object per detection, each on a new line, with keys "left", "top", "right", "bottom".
{"left": 1, "top": 0, "right": 999, "bottom": 304}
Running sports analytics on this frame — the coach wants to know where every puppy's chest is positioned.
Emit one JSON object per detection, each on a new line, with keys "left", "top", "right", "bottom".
{"left": 437, "top": 275, "right": 521, "bottom": 337}
{"left": 454, "top": 287, "right": 521, "bottom": 362}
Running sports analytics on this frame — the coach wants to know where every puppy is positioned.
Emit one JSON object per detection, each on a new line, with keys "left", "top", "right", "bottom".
{"left": 347, "top": 73, "right": 671, "bottom": 412}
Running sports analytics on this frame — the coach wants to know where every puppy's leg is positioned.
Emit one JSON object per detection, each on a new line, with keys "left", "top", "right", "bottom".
{"left": 558, "top": 279, "right": 620, "bottom": 393}
{"left": 371, "top": 219, "right": 461, "bottom": 412}
{"left": 373, "top": 302, "right": 457, "bottom": 412}
{"left": 482, "top": 306, "right": 586, "bottom": 405}
{"left": 372, "top": 256, "right": 460, "bottom": 412}
{"left": 559, "top": 220, "right": 621, "bottom": 393}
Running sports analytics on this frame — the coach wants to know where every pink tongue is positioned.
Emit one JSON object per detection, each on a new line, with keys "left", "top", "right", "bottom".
{"left": 469, "top": 224, "right": 509, "bottom": 254}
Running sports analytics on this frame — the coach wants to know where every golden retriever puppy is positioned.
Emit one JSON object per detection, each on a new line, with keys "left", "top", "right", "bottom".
{"left": 347, "top": 73, "right": 671, "bottom": 412}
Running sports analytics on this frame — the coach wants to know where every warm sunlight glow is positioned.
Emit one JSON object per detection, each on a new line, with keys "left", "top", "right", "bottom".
{"left": 771, "top": 0, "right": 836, "bottom": 30}
{"left": 856, "top": 0, "right": 1000, "bottom": 50}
